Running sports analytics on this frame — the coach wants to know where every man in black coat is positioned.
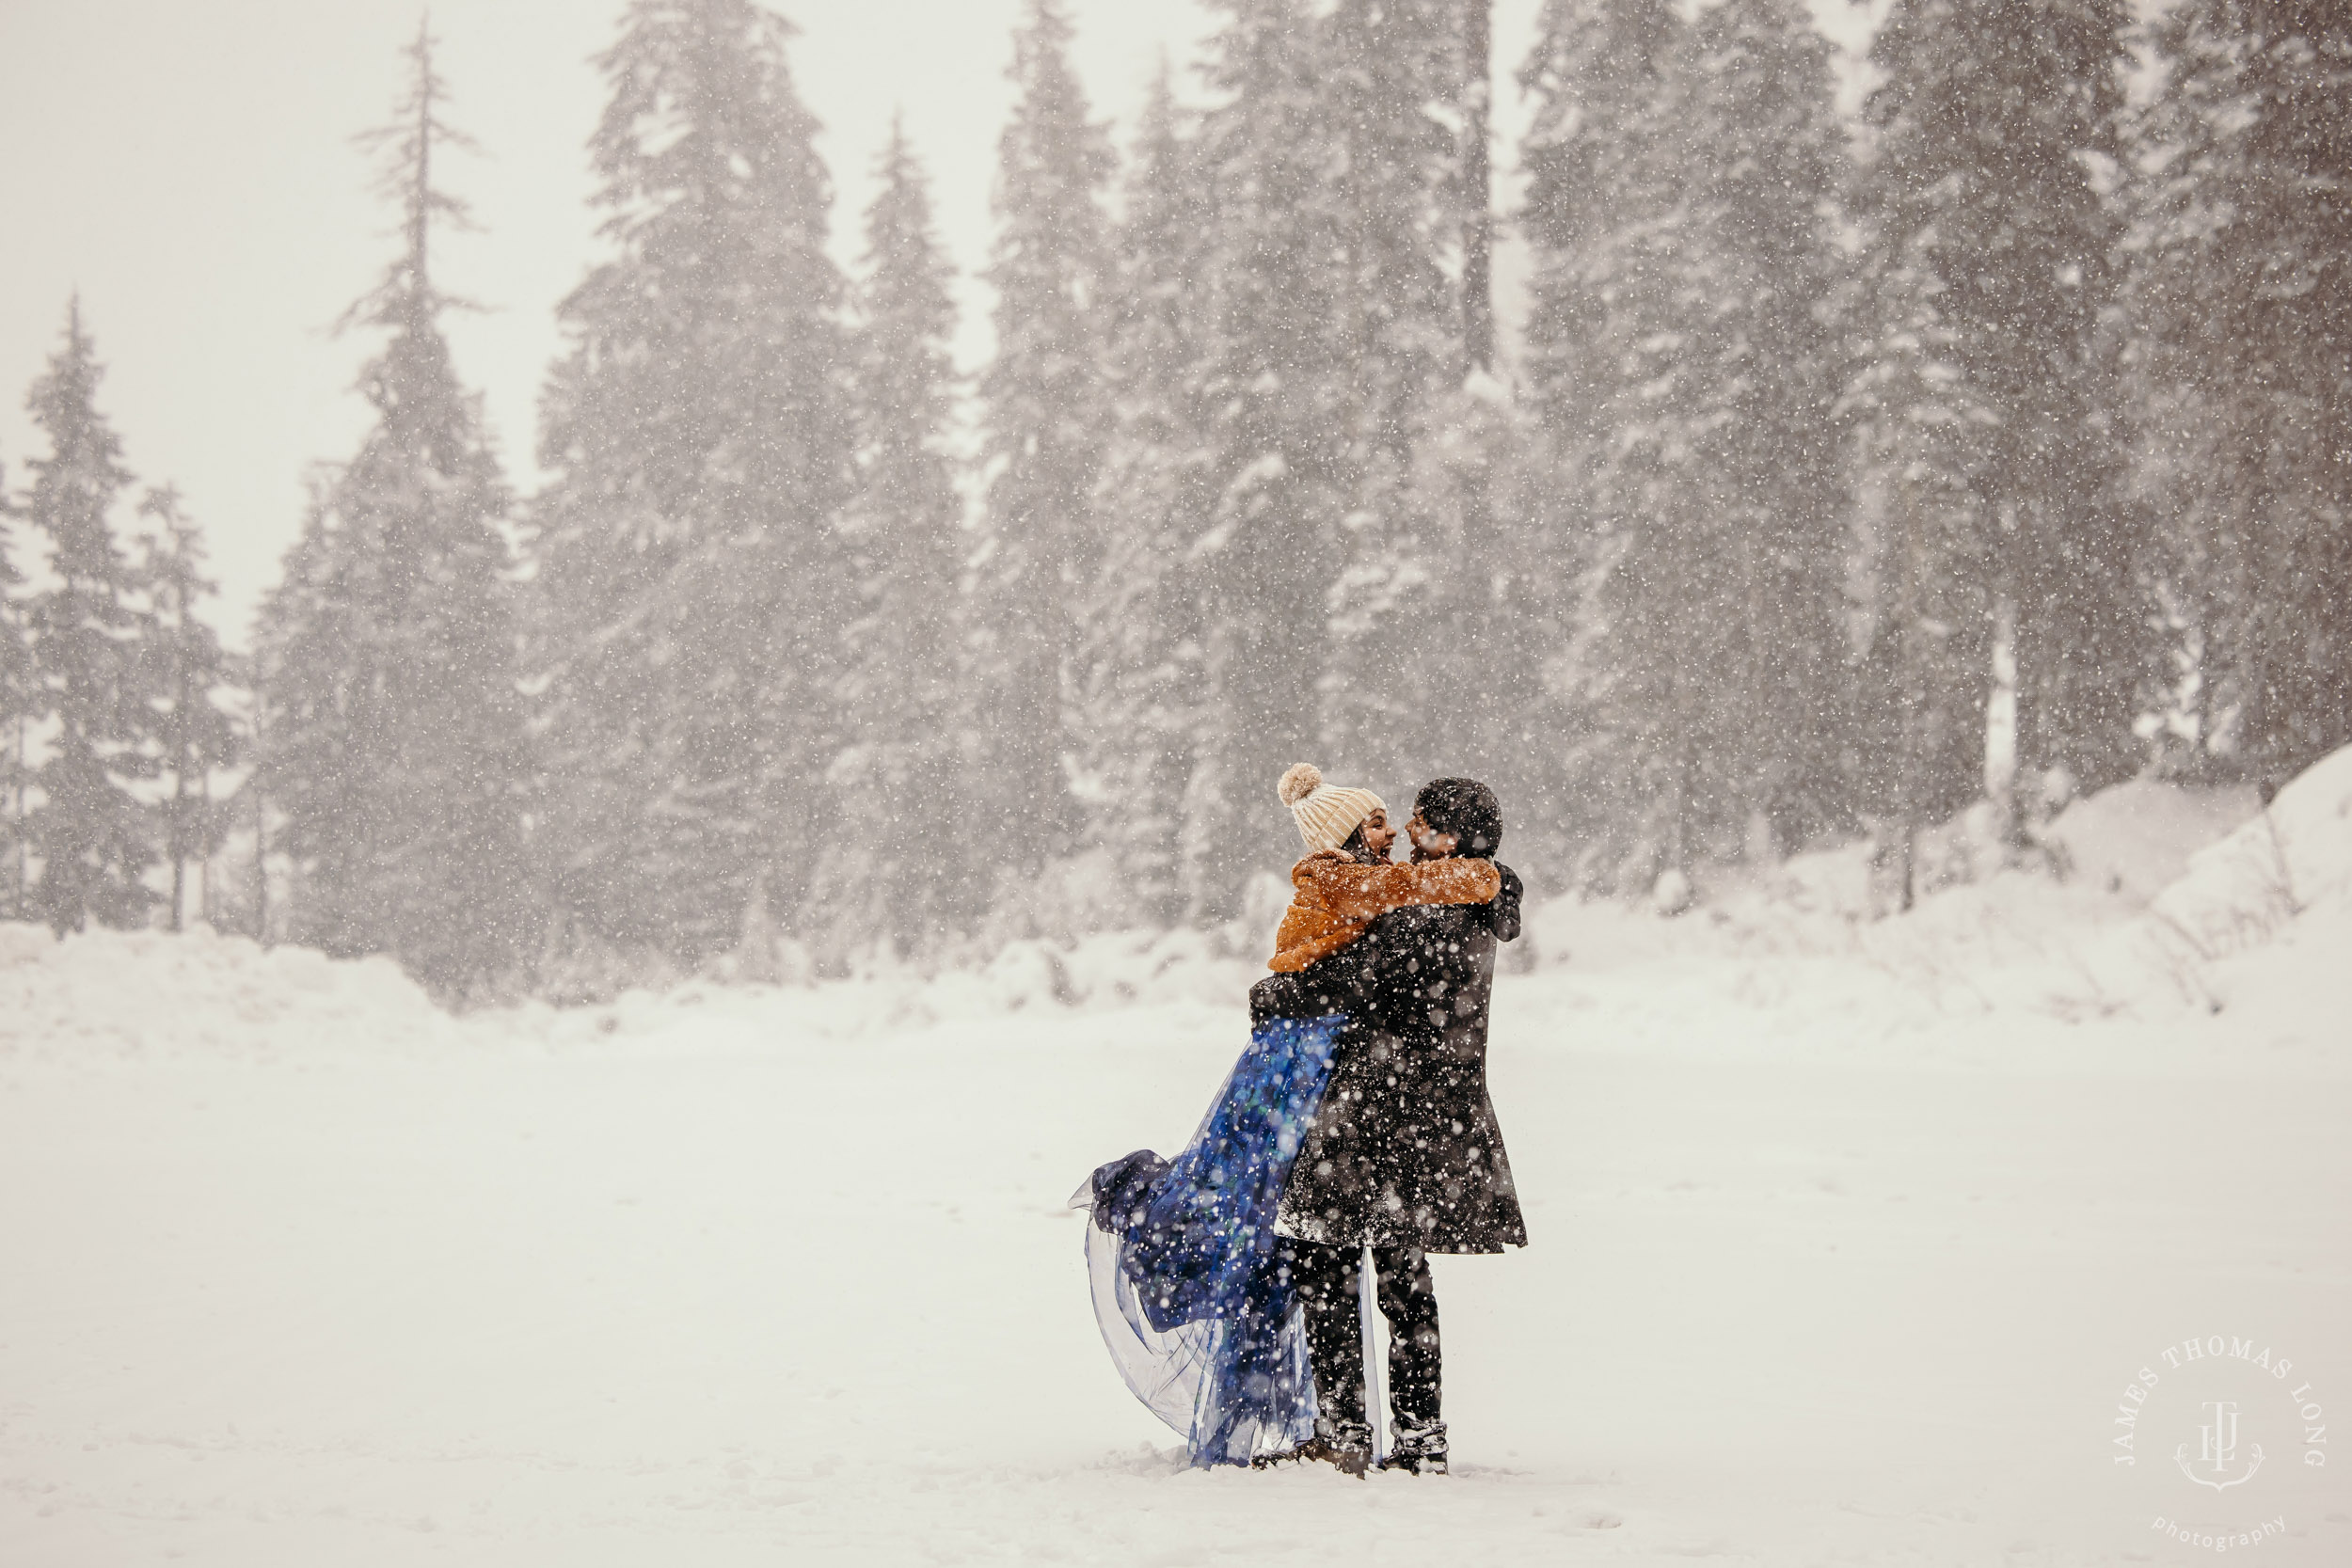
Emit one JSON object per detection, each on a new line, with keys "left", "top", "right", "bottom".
{"left": 1249, "top": 777, "right": 1526, "bottom": 1476}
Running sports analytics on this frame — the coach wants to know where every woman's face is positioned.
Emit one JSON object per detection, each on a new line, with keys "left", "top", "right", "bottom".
{"left": 1357, "top": 808, "right": 1397, "bottom": 859}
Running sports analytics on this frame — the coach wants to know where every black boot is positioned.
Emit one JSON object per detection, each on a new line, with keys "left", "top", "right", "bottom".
{"left": 1377, "top": 1418, "right": 1448, "bottom": 1475}
{"left": 1300, "top": 1425, "right": 1373, "bottom": 1478}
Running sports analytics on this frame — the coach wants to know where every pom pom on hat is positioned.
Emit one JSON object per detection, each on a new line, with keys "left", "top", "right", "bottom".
{"left": 1278, "top": 762, "right": 1385, "bottom": 853}
{"left": 1277, "top": 762, "right": 1324, "bottom": 807}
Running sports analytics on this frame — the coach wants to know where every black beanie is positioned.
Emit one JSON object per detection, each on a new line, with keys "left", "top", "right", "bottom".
{"left": 1416, "top": 777, "right": 1502, "bottom": 856}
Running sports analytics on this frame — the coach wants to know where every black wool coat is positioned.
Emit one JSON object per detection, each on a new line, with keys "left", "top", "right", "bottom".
{"left": 1252, "top": 863, "right": 1528, "bottom": 1255}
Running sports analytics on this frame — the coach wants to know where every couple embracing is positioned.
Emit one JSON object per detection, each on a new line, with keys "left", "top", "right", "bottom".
{"left": 1078, "top": 764, "right": 1527, "bottom": 1477}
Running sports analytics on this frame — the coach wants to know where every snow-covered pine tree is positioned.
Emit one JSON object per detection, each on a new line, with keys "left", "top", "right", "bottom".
{"left": 133, "top": 486, "right": 238, "bottom": 933}
{"left": 1517, "top": 0, "right": 1681, "bottom": 459}
{"left": 1178, "top": 0, "right": 1352, "bottom": 923}
{"left": 1386, "top": 2, "right": 1577, "bottom": 867}
{"left": 1461, "top": 0, "right": 1497, "bottom": 375}
{"left": 1516, "top": 0, "right": 1692, "bottom": 886}
{"left": 1068, "top": 67, "right": 1214, "bottom": 926}
{"left": 812, "top": 119, "right": 971, "bottom": 955}
{"left": 1845, "top": 258, "right": 1998, "bottom": 909}
{"left": 2125, "top": 0, "right": 2352, "bottom": 782}
{"left": 1316, "top": 0, "right": 1475, "bottom": 790}
{"left": 1600, "top": 0, "right": 1852, "bottom": 865}
{"left": 1860, "top": 0, "right": 2141, "bottom": 816}
{"left": 532, "top": 0, "right": 852, "bottom": 971}
{"left": 253, "top": 24, "right": 529, "bottom": 995}
{"left": 1070, "top": 63, "right": 1208, "bottom": 927}
{"left": 971, "top": 0, "right": 1115, "bottom": 883}
{"left": 16, "top": 302, "right": 160, "bottom": 934}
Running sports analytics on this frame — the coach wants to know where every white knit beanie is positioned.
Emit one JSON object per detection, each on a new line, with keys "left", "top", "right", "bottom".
{"left": 1277, "top": 763, "right": 1386, "bottom": 854}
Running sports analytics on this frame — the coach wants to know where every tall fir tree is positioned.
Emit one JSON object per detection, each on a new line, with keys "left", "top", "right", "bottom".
{"left": 17, "top": 302, "right": 158, "bottom": 934}
{"left": 1860, "top": 0, "right": 2141, "bottom": 816}
{"left": 1461, "top": 0, "right": 1497, "bottom": 374}
{"left": 1317, "top": 0, "right": 1478, "bottom": 789}
{"left": 135, "top": 486, "right": 238, "bottom": 932}
{"left": 532, "top": 0, "right": 853, "bottom": 970}
{"left": 2126, "top": 0, "right": 2352, "bottom": 780}
{"left": 972, "top": 0, "right": 1115, "bottom": 882}
{"left": 1179, "top": 0, "right": 1351, "bottom": 923}
{"left": 254, "top": 23, "right": 529, "bottom": 995}
{"left": 1845, "top": 261, "right": 1998, "bottom": 907}
{"left": 1684, "top": 0, "right": 1853, "bottom": 851}
{"left": 1516, "top": 0, "right": 1691, "bottom": 884}
{"left": 811, "top": 119, "right": 971, "bottom": 953}
{"left": 1570, "top": 0, "right": 1852, "bottom": 876}
{"left": 1072, "top": 63, "right": 1210, "bottom": 925}
{"left": 1517, "top": 0, "right": 1682, "bottom": 455}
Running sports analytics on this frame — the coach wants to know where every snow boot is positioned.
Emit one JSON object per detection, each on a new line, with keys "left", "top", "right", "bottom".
{"left": 1299, "top": 1434, "right": 1371, "bottom": 1478}
{"left": 1256, "top": 1420, "right": 1372, "bottom": 1478}
{"left": 1378, "top": 1419, "right": 1448, "bottom": 1475}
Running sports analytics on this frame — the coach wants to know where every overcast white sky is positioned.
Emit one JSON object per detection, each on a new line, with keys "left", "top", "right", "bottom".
{"left": 0, "top": 0, "right": 1870, "bottom": 648}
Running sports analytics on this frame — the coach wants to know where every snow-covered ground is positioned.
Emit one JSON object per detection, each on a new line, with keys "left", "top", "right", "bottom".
{"left": 4, "top": 751, "right": 2349, "bottom": 1565}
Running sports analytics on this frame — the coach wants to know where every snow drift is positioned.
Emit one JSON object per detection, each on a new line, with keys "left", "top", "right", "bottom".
{"left": 4, "top": 746, "right": 2345, "bottom": 1069}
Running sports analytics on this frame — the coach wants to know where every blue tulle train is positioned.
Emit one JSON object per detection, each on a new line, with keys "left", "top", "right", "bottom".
{"left": 1076, "top": 1014, "right": 1343, "bottom": 1467}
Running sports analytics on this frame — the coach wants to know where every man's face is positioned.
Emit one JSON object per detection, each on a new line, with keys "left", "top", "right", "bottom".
{"left": 1406, "top": 811, "right": 1457, "bottom": 861}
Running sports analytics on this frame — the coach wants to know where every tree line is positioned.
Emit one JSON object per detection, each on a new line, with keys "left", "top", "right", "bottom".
{"left": 2, "top": 0, "right": 2343, "bottom": 997}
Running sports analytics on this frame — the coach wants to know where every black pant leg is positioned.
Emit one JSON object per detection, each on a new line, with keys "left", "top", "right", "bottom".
{"left": 1280, "top": 1237, "right": 1368, "bottom": 1441}
{"left": 1374, "top": 1244, "right": 1442, "bottom": 1439}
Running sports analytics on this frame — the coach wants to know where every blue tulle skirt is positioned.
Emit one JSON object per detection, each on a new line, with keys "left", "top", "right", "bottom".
{"left": 1075, "top": 1015, "right": 1343, "bottom": 1467}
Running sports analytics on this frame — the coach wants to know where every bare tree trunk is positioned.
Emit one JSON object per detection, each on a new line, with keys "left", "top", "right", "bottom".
{"left": 12, "top": 709, "right": 24, "bottom": 920}
{"left": 1461, "top": 0, "right": 1494, "bottom": 375}
{"left": 1896, "top": 490, "right": 1927, "bottom": 913}
{"left": 251, "top": 698, "right": 268, "bottom": 944}
{"left": 169, "top": 721, "right": 188, "bottom": 934}
{"left": 199, "top": 762, "right": 213, "bottom": 931}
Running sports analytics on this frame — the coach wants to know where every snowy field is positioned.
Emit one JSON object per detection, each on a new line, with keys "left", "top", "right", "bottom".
{"left": 4, "top": 752, "right": 2350, "bottom": 1566}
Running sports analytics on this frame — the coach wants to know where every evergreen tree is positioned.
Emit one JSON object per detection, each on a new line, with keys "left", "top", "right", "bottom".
{"left": 972, "top": 0, "right": 1115, "bottom": 876}
{"left": 1516, "top": 0, "right": 1692, "bottom": 884}
{"left": 254, "top": 23, "right": 529, "bottom": 994}
{"left": 1846, "top": 262, "right": 1998, "bottom": 907}
{"left": 1860, "top": 0, "right": 2140, "bottom": 814}
{"left": 1684, "top": 0, "right": 1853, "bottom": 850}
{"left": 532, "top": 0, "right": 852, "bottom": 969}
{"left": 135, "top": 486, "right": 238, "bottom": 932}
{"left": 1580, "top": 0, "right": 1852, "bottom": 873}
{"left": 1461, "top": 0, "right": 1497, "bottom": 374}
{"left": 1178, "top": 0, "right": 1351, "bottom": 922}
{"left": 1317, "top": 0, "right": 1476, "bottom": 788}
{"left": 1517, "top": 0, "right": 1681, "bottom": 454}
{"left": 2126, "top": 0, "right": 2352, "bottom": 780}
{"left": 812, "top": 119, "right": 970, "bottom": 953}
{"left": 17, "top": 302, "right": 158, "bottom": 934}
{"left": 1072, "top": 63, "right": 1210, "bottom": 925}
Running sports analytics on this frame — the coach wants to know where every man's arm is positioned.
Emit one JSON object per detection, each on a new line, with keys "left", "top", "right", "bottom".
{"left": 1486, "top": 863, "right": 1523, "bottom": 942}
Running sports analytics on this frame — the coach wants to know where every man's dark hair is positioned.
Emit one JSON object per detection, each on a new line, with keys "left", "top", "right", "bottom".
{"left": 1417, "top": 777, "right": 1502, "bottom": 857}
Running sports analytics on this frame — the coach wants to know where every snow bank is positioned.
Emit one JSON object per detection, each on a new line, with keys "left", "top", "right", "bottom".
{"left": 2152, "top": 742, "right": 2352, "bottom": 956}
{"left": 0, "top": 920, "right": 463, "bottom": 1065}
{"left": 2037, "top": 774, "right": 2264, "bottom": 901}
{"left": 5, "top": 749, "right": 2343, "bottom": 1069}
{"left": 497, "top": 926, "right": 1263, "bottom": 1060}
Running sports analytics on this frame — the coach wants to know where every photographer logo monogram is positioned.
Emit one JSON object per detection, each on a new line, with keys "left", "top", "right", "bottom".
{"left": 2110, "top": 1335, "right": 2327, "bottom": 1547}
{"left": 2113, "top": 1336, "right": 2326, "bottom": 1477}
{"left": 2186, "top": 1398, "right": 2257, "bottom": 1490}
